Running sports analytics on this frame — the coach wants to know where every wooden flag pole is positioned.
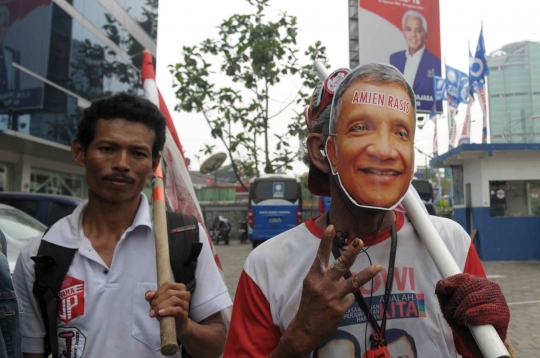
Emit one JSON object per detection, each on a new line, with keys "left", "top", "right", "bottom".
{"left": 152, "top": 163, "right": 179, "bottom": 356}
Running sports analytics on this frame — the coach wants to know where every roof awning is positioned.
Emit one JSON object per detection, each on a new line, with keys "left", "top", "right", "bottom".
{"left": 0, "top": 129, "right": 74, "bottom": 165}
{"left": 430, "top": 143, "right": 540, "bottom": 168}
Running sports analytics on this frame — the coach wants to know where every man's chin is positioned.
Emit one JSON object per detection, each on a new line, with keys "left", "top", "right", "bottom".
{"left": 348, "top": 191, "right": 402, "bottom": 209}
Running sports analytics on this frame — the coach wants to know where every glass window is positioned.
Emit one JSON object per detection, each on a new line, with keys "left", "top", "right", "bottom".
{"left": 31, "top": 167, "right": 86, "bottom": 198}
{"left": 48, "top": 201, "right": 77, "bottom": 226}
{"left": 451, "top": 166, "right": 464, "bottom": 205}
{"left": 251, "top": 179, "right": 299, "bottom": 204}
{"left": 0, "top": 199, "right": 40, "bottom": 218}
{"left": 0, "top": 207, "right": 46, "bottom": 240}
{"left": 114, "top": 0, "right": 159, "bottom": 40}
{"left": 489, "top": 180, "right": 540, "bottom": 217}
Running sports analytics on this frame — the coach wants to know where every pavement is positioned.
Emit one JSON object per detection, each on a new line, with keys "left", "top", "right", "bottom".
{"left": 483, "top": 261, "right": 540, "bottom": 357}
{"left": 215, "top": 241, "right": 540, "bottom": 357}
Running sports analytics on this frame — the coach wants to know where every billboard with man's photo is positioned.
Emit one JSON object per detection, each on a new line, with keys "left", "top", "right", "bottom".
{"left": 358, "top": 0, "right": 442, "bottom": 113}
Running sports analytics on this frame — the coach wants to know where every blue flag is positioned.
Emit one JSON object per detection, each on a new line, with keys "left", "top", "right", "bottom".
{"left": 446, "top": 65, "right": 469, "bottom": 105}
{"left": 470, "top": 25, "right": 490, "bottom": 88}
{"left": 429, "top": 104, "right": 436, "bottom": 121}
{"left": 432, "top": 75, "right": 446, "bottom": 102}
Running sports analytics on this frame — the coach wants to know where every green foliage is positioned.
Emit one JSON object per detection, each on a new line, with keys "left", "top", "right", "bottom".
{"left": 435, "top": 199, "right": 453, "bottom": 216}
{"left": 169, "top": 0, "right": 329, "bottom": 189}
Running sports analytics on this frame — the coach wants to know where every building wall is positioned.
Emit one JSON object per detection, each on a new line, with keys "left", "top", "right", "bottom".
{"left": 488, "top": 42, "right": 540, "bottom": 144}
{"left": 0, "top": 0, "right": 159, "bottom": 197}
{"left": 452, "top": 151, "right": 540, "bottom": 260}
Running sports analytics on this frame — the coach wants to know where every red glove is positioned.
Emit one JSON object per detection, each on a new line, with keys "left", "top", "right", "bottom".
{"left": 435, "top": 273, "right": 510, "bottom": 358}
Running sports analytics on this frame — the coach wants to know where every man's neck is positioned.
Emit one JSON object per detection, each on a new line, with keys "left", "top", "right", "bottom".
{"left": 82, "top": 192, "right": 142, "bottom": 243}
{"left": 315, "top": 181, "right": 396, "bottom": 240}
{"left": 408, "top": 46, "right": 425, "bottom": 57}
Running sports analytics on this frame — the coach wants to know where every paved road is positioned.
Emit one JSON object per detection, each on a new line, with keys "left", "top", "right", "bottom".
{"left": 216, "top": 240, "right": 540, "bottom": 357}
{"left": 483, "top": 261, "right": 540, "bottom": 357}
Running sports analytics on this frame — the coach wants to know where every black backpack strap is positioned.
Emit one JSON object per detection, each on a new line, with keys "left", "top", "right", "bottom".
{"left": 166, "top": 212, "right": 203, "bottom": 358}
{"left": 166, "top": 212, "right": 202, "bottom": 295}
{"left": 31, "top": 237, "right": 77, "bottom": 358}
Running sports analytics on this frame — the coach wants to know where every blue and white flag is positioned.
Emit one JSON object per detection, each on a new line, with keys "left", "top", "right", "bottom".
{"left": 470, "top": 25, "right": 490, "bottom": 88}
{"left": 432, "top": 75, "right": 446, "bottom": 102}
{"left": 446, "top": 65, "right": 469, "bottom": 105}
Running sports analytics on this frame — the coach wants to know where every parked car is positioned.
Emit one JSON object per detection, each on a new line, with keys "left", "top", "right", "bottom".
{"left": 0, "top": 203, "right": 47, "bottom": 272}
{"left": 0, "top": 192, "right": 84, "bottom": 226}
{"left": 423, "top": 201, "right": 437, "bottom": 216}
{"left": 411, "top": 179, "right": 434, "bottom": 203}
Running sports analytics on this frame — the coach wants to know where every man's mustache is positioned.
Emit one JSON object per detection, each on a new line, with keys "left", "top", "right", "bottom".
{"left": 102, "top": 173, "right": 136, "bottom": 184}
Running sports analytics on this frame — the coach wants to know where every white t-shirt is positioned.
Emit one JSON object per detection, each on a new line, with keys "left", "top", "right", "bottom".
{"left": 224, "top": 212, "right": 485, "bottom": 358}
{"left": 13, "top": 196, "right": 232, "bottom": 357}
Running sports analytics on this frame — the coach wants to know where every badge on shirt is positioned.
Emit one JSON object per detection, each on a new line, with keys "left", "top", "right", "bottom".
{"left": 58, "top": 276, "right": 85, "bottom": 323}
{"left": 58, "top": 327, "right": 86, "bottom": 358}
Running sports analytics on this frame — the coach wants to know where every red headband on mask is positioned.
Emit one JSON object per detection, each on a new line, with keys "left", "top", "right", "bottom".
{"left": 304, "top": 68, "right": 350, "bottom": 133}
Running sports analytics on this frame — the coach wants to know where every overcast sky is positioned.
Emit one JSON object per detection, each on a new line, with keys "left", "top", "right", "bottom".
{"left": 156, "top": 0, "right": 540, "bottom": 175}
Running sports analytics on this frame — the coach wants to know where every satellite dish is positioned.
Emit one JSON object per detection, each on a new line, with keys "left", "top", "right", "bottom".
{"left": 200, "top": 152, "right": 227, "bottom": 174}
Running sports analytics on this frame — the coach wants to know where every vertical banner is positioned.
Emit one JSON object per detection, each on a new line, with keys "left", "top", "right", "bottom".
{"left": 432, "top": 117, "right": 438, "bottom": 157}
{"left": 448, "top": 104, "right": 457, "bottom": 150}
{"left": 458, "top": 96, "right": 475, "bottom": 145}
{"left": 429, "top": 98, "right": 439, "bottom": 158}
{"left": 476, "top": 86, "right": 489, "bottom": 143}
{"left": 358, "top": 0, "right": 441, "bottom": 113}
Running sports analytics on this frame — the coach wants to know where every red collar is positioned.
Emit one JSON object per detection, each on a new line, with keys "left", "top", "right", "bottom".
{"left": 304, "top": 211, "right": 404, "bottom": 247}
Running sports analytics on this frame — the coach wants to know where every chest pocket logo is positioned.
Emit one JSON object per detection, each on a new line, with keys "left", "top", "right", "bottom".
{"left": 58, "top": 276, "right": 85, "bottom": 323}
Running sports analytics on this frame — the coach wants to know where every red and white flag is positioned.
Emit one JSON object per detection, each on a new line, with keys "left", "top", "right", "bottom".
{"left": 140, "top": 51, "right": 227, "bottom": 281}
{"left": 475, "top": 87, "right": 489, "bottom": 143}
{"left": 458, "top": 96, "right": 475, "bottom": 146}
{"left": 448, "top": 102, "right": 458, "bottom": 150}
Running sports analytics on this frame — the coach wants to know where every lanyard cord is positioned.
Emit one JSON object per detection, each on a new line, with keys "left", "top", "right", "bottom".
{"left": 327, "top": 213, "right": 398, "bottom": 348}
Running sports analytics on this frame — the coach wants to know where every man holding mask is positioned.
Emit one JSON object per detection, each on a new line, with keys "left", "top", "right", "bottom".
{"left": 225, "top": 64, "right": 510, "bottom": 357}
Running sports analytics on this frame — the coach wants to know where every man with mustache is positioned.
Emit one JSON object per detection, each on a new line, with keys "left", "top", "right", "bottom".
{"left": 224, "top": 64, "right": 510, "bottom": 357}
{"left": 12, "top": 93, "right": 231, "bottom": 358}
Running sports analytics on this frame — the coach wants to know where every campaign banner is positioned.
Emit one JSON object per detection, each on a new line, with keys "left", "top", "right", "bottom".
{"left": 458, "top": 96, "right": 475, "bottom": 145}
{"left": 448, "top": 103, "right": 457, "bottom": 150}
{"left": 446, "top": 65, "right": 469, "bottom": 105}
{"left": 0, "top": 0, "right": 52, "bottom": 112}
{"left": 358, "top": 0, "right": 442, "bottom": 113}
{"left": 475, "top": 86, "right": 489, "bottom": 143}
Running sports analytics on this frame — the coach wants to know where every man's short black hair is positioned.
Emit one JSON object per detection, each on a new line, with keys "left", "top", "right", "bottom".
{"left": 76, "top": 92, "right": 166, "bottom": 157}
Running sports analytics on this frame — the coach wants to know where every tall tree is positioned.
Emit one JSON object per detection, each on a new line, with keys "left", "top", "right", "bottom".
{"left": 170, "top": 0, "right": 329, "bottom": 189}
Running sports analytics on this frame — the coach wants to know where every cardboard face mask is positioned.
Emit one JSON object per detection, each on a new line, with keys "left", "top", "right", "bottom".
{"left": 326, "top": 65, "right": 416, "bottom": 211}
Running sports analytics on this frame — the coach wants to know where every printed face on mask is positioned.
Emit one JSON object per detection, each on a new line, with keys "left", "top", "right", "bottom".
{"left": 328, "top": 81, "right": 415, "bottom": 209}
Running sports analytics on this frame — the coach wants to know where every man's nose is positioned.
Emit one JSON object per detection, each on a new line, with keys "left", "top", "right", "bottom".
{"left": 365, "top": 132, "right": 399, "bottom": 161}
{"left": 112, "top": 150, "right": 130, "bottom": 172}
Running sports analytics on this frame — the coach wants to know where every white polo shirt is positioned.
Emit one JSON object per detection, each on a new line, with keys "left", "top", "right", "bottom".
{"left": 13, "top": 196, "right": 232, "bottom": 357}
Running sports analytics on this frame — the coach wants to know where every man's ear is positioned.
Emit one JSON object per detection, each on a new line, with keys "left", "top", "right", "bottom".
{"left": 307, "top": 133, "right": 330, "bottom": 174}
{"left": 325, "top": 136, "right": 339, "bottom": 173}
{"left": 71, "top": 140, "right": 86, "bottom": 168}
{"left": 151, "top": 153, "right": 162, "bottom": 175}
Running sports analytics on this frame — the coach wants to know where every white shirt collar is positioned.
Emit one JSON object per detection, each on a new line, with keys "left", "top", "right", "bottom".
{"left": 44, "top": 194, "right": 153, "bottom": 249}
{"left": 406, "top": 46, "right": 425, "bottom": 59}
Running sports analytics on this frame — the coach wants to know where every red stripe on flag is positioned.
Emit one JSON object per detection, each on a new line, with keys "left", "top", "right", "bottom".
{"left": 158, "top": 90, "right": 186, "bottom": 160}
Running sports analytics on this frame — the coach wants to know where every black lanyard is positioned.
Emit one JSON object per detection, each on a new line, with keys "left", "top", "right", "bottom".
{"left": 327, "top": 215, "right": 398, "bottom": 349}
